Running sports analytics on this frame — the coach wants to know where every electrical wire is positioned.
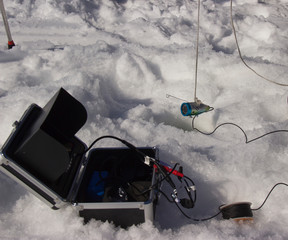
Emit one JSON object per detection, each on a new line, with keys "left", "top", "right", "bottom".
{"left": 192, "top": 116, "right": 288, "bottom": 144}
{"left": 132, "top": 163, "right": 181, "bottom": 197}
{"left": 82, "top": 135, "right": 147, "bottom": 161}
{"left": 82, "top": 135, "right": 124, "bottom": 155}
{"left": 175, "top": 182, "right": 288, "bottom": 221}
{"left": 190, "top": 117, "right": 288, "bottom": 219}
{"left": 158, "top": 189, "right": 175, "bottom": 203}
{"left": 183, "top": 175, "right": 197, "bottom": 203}
{"left": 230, "top": 0, "right": 288, "bottom": 87}
{"left": 252, "top": 182, "right": 288, "bottom": 211}
{"left": 174, "top": 201, "right": 222, "bottom": 221}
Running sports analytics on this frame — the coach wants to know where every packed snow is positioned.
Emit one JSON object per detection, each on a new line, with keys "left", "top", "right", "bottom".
{"left": 1, "top": 0, "right": 288, "bottom": 239}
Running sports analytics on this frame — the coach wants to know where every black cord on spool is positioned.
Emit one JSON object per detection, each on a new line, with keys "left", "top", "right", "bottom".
{"left": 220, "top": 202, "right": 253, "bottom": 221}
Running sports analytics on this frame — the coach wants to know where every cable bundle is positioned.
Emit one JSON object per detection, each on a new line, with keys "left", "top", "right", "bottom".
{"left": 84, "top": 135, "right": 288, "bottom": 223}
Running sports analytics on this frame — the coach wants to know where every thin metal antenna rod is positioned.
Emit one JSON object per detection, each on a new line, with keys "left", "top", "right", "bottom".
{"left": 166, "top": 94, "right": 188, "bottom": 102}
{"left": 194, "top": 0, "right": 201, "bottom": 102}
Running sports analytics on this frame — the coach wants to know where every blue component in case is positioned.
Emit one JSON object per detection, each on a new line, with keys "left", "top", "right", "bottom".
{"left": 87, "top": 171, "right": 108, "bottom": 201}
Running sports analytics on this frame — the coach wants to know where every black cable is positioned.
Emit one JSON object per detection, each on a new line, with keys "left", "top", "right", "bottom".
{"left": 192, "top": 116, "right": 288, "bottom": 144}
{"left": 82, "top": 135, "right": 147, "bottom": 159}
{"left": 174, "top": 182, "right": 288, "bottom": 221}
{"left": 252, "top": 182, "right": 288, "bottom": 211}
{"left": 158, "top": 189, "right": 175, "bottom": 203}
{"left": 130, "top": 163, "right": 180, "bottom": 197}
{"left": 82, "top": 135, "right": 126, "bottom": 155}
{"left": 174, "top": 201, "right": 222, "bottom": 221}
{"left": 179, "top": 177, "right": 195, "bottom": 203}
{"left": 184, "top": 175, "right": 197, "bottom": 203}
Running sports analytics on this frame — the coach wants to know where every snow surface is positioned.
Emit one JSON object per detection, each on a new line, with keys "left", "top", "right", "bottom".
{"left": 1, "top": 0, "right": 288, "bottom": 239}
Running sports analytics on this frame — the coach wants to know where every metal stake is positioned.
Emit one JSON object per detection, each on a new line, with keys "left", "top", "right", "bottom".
{"left": 0, "top": 0, "right": 15, "bottom": 49}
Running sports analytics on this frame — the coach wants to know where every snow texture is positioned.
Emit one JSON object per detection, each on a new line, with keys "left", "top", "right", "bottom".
{"left": 1, "top": 0, "right": 288, "bottom": 239}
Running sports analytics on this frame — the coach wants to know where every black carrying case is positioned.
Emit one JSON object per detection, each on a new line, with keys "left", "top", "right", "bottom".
{"left": 0, "top": 88, "right": 159, "bottom": 228}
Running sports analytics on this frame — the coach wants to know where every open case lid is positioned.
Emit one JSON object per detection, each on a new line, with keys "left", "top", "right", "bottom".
{"left": 0, "top": 88, "right": 87, "bottom": 207}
